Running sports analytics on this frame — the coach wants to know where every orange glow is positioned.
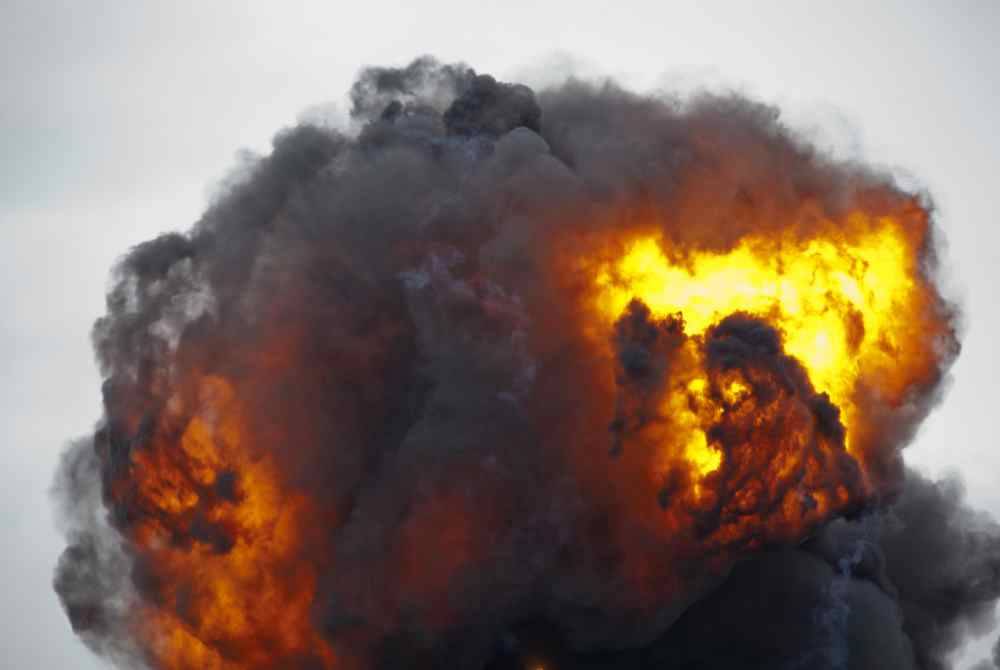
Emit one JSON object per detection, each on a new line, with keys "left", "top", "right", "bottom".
{"left": 124, "top": 376, "right": 335, "bottom": 670}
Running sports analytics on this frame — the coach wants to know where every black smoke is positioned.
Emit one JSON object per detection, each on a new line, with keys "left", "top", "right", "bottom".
{"left": 52, "top": 57, "right": 984, "bottom": 669}
{"left": 485, "top": 470, "right": 1000, "bottom": 670}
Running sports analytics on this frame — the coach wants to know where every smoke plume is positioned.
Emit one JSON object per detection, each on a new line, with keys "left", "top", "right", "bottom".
{"left": 53, "top": 56, "right": 996, "bottom": 670}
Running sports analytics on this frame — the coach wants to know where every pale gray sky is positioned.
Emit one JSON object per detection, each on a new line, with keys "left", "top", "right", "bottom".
{"left": 3, "top": 2, "right": 998, "bottom": 667}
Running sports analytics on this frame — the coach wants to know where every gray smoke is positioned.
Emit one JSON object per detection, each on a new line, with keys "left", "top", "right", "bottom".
{"left": 879, "top": 472, "right": 1000, "bottom": 670}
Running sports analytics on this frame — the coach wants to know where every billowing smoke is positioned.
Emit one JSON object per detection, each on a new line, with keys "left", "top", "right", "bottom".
{"left": 489, "top": 469, "right": 1000, "bottom": 670}
{"left": 52, "top": 57, "right": 996, "bottom": 670}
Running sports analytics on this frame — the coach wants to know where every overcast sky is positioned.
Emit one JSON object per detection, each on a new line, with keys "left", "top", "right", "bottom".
{"left": 3, "top": 2, "right": 999, "bottom": 668}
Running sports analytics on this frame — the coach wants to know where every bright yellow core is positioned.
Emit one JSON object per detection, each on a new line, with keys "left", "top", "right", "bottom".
{"left": 594, "top": 216, "right": 917, "bottom": 471}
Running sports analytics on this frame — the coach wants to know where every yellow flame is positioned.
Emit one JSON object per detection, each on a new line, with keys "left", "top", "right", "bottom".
{"left": 594, "top": 214, "right": 921, "bottom": 474}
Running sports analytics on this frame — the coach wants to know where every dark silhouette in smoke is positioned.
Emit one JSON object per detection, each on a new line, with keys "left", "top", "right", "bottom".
{"left": 52, "top": 57, "right": 988, "bottom": 670}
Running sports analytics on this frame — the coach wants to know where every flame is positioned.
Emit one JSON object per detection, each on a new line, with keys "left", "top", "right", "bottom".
{"left": 592, "top": 212, "right": 944, "bottom": 472}
{"left": 118, "top": 375, "right": 336, "bottom": 670}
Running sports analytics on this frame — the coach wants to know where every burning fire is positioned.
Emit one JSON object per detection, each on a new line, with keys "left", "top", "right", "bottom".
{"left": 117, "top": 375, "right": 336, "bottom": 669}
{"left": 55, "top": 59, "right": 960, "bottom": 670}
{"left": 589, "top": 210, "right": 946, "bottom": 476}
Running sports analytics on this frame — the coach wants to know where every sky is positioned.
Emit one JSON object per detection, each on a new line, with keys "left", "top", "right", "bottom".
{"left": 2, "top": 1, "right": 998, "bottom": 667}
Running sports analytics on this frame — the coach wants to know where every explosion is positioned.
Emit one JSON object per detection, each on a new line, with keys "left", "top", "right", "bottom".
{"left": 54, "top": 58, "right": 1000, "bottom": 670}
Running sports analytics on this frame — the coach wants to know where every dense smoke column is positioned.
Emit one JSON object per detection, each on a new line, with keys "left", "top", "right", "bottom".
{"left": 51, "top": 56, "right": 983, "bottom": 670}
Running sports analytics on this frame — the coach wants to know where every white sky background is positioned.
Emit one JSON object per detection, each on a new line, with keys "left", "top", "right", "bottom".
{"left": 2, "top": 1, "right": 998, "bottom": 667}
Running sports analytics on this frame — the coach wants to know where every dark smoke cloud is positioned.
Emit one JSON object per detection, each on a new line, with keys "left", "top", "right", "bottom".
{"left": 487, "top": 470, "right": 1000, "bottom": 670}
{"left": 879, "top": 471, "right": 1000, "bottom": 670}
{"left": 51, "top": 57, "right": 977, "bottom": 669}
